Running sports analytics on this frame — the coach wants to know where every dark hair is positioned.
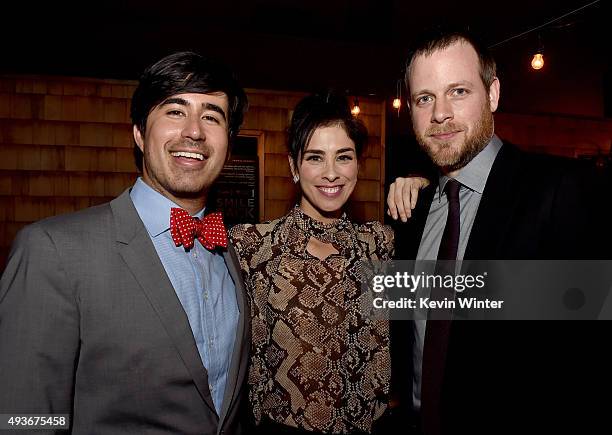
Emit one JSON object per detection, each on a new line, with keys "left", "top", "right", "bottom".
{"left": 287, "top": 91, "right": 367, "bottom": 166}
{"left": 130, "top": 51, "right": 248, "bottom": 172}
{"left": 404, "top": 27, "right": 497, "bottom": 93}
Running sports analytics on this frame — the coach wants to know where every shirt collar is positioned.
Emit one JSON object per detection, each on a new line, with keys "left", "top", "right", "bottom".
{"left": 437, "top": 134, "right": 503, "bottom": 201}
{"left": 130, "top": 177, "right": 205, "bottom": 238}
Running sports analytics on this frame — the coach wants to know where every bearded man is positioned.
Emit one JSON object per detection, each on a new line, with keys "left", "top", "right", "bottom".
{"left": 389, "top": 28, "right": 609, "bottom": 435}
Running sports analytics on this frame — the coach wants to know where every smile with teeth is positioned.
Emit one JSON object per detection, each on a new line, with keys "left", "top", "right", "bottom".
{"left": 170, "top": 151, "right": 205, "bottom": 161}
{"left": 318, "top": 186, "right": 342, "bottom": 194}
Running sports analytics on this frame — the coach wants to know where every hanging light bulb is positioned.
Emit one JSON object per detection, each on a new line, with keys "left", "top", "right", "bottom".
{"left": 351, "top": 98, "right": 360, "bottom": 116}
{"left": 531, "top": 35, "right": 544, "bottom": 71}
{"left": 392, "top": 79, "right": 402, "bottom": 114}
{"left": 531, "top": 52, "right": 544, "bottom": 70}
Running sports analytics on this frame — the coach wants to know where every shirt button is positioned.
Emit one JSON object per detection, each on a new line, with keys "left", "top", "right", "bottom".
{"left": 203, "top": 292, "right": 209, "bottom": 300}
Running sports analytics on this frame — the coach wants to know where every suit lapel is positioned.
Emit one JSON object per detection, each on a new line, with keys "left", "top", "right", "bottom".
{"left": 110, "top": 189, "right": 217, "bottom": 415}
{"left": 464, "top": 144, "right": 523, "bottom": 259}
{"left": 390, "top": 183, "right": 435, "bottom": 417}
{"left": 394, "top": 183, "right": 437, "bottom": 260}
{"left": 218, "top": 243, "right": 249, "bottom": 425}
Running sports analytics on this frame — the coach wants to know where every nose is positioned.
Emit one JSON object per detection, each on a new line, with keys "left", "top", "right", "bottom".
{"left": 322, "top": 160, "right": 340, "bottom": 182}
{"left": 181, "top": 116, "right": 204, "bottom": 141}
{"left": 431, "top": 97, "right": 453, "bottom": 124}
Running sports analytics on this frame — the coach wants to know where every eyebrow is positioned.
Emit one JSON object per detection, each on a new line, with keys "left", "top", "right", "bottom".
{"left": 160, "top": 97, "right": 189, "bottom": 107}
{"left": 336, "top": 147, "right": 356, "bottom": 154}
{"left": 303, "top": 148, "right": 356, "bottom": 155}
{"left": 202, "top": 102, "right": 227, "bottom": 122}
{"left": 159, "top": 97, "right": 227, "bottom": 121}
{"left": 446, "top": 81, "right": 475, "bottom": 90}
{"left": 412, "top": 80, "right": 475, "bottom": 99}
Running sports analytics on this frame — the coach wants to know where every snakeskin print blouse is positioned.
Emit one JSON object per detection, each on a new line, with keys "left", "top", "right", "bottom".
{"left": 229, "top": 206, "right": 394, "bottom": 434}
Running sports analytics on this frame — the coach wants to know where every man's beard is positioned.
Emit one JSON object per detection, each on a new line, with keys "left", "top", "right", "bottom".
{"left": 415, "top": 103, "right": 494, "bottom": 173}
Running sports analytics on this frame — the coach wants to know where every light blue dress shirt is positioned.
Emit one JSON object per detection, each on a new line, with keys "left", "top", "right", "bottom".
{"left": 130, "top": 178, "right": 238, "bottom": 414}
{"left": 412, "top": 135, "right": 503, "bottom": 410}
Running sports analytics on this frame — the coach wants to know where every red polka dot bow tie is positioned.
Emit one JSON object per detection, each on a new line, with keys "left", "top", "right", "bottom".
{"left": 170, "top": 207, "right": 228, "bottom": 251}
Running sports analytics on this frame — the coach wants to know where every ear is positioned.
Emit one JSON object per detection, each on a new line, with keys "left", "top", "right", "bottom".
{"left": 488, "top": 77, "right": 500, "bottom": 112}
{"left": 133, "top": 125, "right": 145, "bottom": 152}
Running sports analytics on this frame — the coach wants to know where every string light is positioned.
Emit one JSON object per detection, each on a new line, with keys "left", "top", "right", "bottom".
{"left": 531, "top": 52, "right": 545, "bottom": 70}
{"left": 530, "top": 34, "right": 545, "bottom": 70}
{"left": 351, "top": 97, "right": 360, "bottom": 116}
{"left": 392, "top": 79, "right": 402, "bottom": 115}
{"left": 391, "top": 1, "right": 600, "bottom": 107}
{"left": 490, "top": 1, "right": 598, "bottom": 73}
{"left": 489, "top": 0, "right": 600, "bottom": 48}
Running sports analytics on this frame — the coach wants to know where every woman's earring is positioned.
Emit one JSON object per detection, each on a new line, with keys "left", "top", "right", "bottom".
{"left": 293, "top": 174, "right": 299, "bottom": 184}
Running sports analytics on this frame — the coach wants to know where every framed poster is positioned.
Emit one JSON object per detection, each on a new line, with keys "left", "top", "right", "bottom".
{"left": 211, "top": 134, "right": 263, "bottom": 226}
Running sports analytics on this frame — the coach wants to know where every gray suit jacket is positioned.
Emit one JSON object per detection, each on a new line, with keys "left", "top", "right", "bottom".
{"left": 0, "top": 189, "right": 250, "bottom": 435}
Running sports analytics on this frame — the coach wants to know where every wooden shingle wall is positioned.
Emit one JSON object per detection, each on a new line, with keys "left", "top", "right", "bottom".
{"left": 0, "top": 77, "right": 388, "bottom": 270}
{"left": 0, "top": 76, "right": 137, "bottom": 271}
{"left": 495, "top": 113, "right": 612, "bottom": 157}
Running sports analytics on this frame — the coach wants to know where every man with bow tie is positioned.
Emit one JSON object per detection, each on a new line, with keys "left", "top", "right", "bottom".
{"left": 0, "top": 52, "right": 250, "bottom": 435}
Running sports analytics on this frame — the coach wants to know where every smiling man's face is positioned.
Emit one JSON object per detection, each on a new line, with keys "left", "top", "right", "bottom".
{"left": 408, "top": 40, "right": 500, "bottom": 175}
{"left": 133, "top": 92, "right": 229, "bottom": 211}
